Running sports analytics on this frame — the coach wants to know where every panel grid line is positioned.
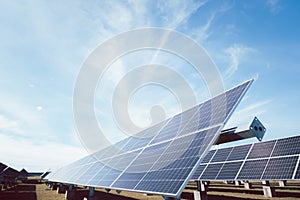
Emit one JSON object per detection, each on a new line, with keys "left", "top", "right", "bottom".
{"left": 47, "top": 80, "right": 253, "bottom": 197}
{"left": 193, "top": 135, "right": 300, "bottom": 181}
{"left": 292, "top": 155, "right": 300, "bottom": 179}
{"left": 109, "top": 118, "right": 174, "bottom": 187}
{"left": 260, "top": 140, "right": 277, "bottom": 179}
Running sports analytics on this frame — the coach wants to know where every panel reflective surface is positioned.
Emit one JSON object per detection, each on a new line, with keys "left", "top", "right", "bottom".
{"left": 47, "top": 80, "right": 253, "bottom": 197}
{"left": 193, "top": 135, "right": 300, "bottom": 181}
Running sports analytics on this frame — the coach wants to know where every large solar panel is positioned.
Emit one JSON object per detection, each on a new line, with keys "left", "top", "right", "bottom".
{"left": 47, "top": 80, "right": 253, "bottom": 197}
{"left": 192, "top": 134, "right": 300, "bottom": 181}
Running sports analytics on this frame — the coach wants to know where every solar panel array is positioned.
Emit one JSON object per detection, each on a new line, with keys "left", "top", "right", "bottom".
{"left": 192, "top": 135, "right": 300, "bottom": 181}
{"left": 47, "top": 80, "right": 253, "bottom": 197}
{"left": 0, "top": 164, "right": 20, "bottom": 183}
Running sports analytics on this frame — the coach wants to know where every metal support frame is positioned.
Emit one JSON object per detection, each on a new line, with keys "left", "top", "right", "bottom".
{"left": 262, "top": 180, "right": 276, "bottom": 197}
{"left": 235, "top": 180, "right": 241, "bottom": 186}
{"left": 244, "top": 181, "right": 252, "bottom": 189}
{"left": 193, "top": 181, "right": 208, "bottom": 200}
{"left": 278, "top": 180, "right": 287, "bottom": 187}
{"left": 89, "top": 187, "right": 95, "bottom": 197}
{"left": 215, "top": 117, "right": 266, "bottom": 145}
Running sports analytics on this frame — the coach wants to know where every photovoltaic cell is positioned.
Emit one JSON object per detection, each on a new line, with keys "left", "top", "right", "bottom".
{"left": 201, "top": 150, "right": 216, "bottom": 163}
{"left": 294, "top": 160, "right": 300, "bottom": 179}
{"left": 216, "top": 161, "right": 243, "bottom": 180}
{"left": 237, "top": 159, "right": 268, "bottom": 180}
{"left": 132, "top": 127, "right": 221, "bottom": 192}
{"left": 193, "top": 135, "right": 300, "bottom": 181}
{"left": 200, "top": 163, "right": 223, "bottom": 180}
{"left": 262, "top": 156, "right": 298, "bottom": 180}
{"left": 247, "top": 140, "right": 275, "bottom": 159}
{"left": 192, "top": 164, "right": 206, "bottom": 179}
{"left": 271, "top": 136, "right": 300, "bottom": 157}
{"left": 211, "top": 147, "right": 233, "bottom": 162}
{"left": 47, "top": 80, "right": 253, "bottom": 197}
{"left": 227, "top": 144, "right": 251, "bottom": 161}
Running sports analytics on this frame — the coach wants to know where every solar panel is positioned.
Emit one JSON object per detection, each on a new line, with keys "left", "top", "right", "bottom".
{"left": 211, "top": 147, "right": 233, "bottom": 162}
{"left": 193, "top": 135, "right": 300, "bottom": 181}
{"left": 271, "top": 136, "right": 300, "bottom": 157}
{"left": 216, "top": 161, "right": 243, "bottom": 180}
{"left": 192, "top": 164, "right": 207, "bottom": 179}
{"left": 47, "top": 80, "right": 253, "bottom": 197}
{"left": 247, "top": 140, "right": 275, "bottom": 159}
{"left": 262, "top": 156, "right": 298, "bottom": 180}
{"left": 200, "top": 163, "right": 223, "bottom": 180}
{"left": 227, "top": 144, "right": 251, "bottom": 161}
{"left": 294, "top": 162, "right": 300, "bottom": 179}
{"left": 201, "top": 150, "right": 216, "bottom": 164}
{"left": 237, "top": 159, "right": 268, "bottom": 180}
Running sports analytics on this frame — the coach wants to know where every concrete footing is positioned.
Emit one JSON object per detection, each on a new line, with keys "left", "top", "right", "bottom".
{"left": 262, "top": 180, "right": 269, "bottom": 185}
{"left": 193, "top": 181, "right": 208, "bottom": 200}
{"left": 261, "top": 181, "right": 276, "bottom": 197}
{"left": 57, "top": 184, "right": 65, "bottom": 194}
{"left": 51, "top": 184, "right": 58, "bottom": 190}
{"left": 235, "top": 180, "right": 241, "bottom": 186}
{"left": 200, "top": 183, "right": 208, "bottom": 192}
{"left": 65, "top": 190, "right": 76, "bottom": 200}
{"left": 278, "top": 180, "right": 287, "bottom": 187}
{"left": 83, "top": 197, "right": 100, "bottom": 200}
{"left": 82, "top": 187, "right": 99, "bottom": 200}
{"left": 244, "top": 181, "right": 252, "bottom": 189}
{"left": 263, "top": 186, "right": 276, "bottom": 197}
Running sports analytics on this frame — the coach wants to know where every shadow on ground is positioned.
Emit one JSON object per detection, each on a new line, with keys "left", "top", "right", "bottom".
{"left": 70, "top": 189, "right": 138, "bottom": 200}
{"left": 0, "top": 184, "right": 37, "bottom": 200}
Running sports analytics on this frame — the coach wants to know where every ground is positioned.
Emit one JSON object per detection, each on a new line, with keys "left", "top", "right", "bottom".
{"left": 1, "top": 180, "right": 300, "bottom": 199}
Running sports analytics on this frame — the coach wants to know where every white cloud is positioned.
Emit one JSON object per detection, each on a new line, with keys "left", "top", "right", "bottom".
{"left": 0, "top": 133, "right": 87, "bottom": 171}
{"left": 224, "top": 44, "right": 256, "bottom": 78}
{"left": 193, "top": 13, "right": 216, "bottom": 43}
{"left": 28, "top": 83, "right": 35, "bottom": 88}
{"left": 0, "top": 115, "right": 21, "bottom": 133}
{"left": 193, "top": 2, "right": 233, "bottom": 43}
{"left": 225, "top": 99, "right": 272, "bottom": 128}
{"left": 266, "top": 0, "right": 281, "bottom": 14}
{"left": 36, "top": 105, "right": 43, "bottom": 111}
{"left": 157, "top": 0, "right": 207, "bottom": 28}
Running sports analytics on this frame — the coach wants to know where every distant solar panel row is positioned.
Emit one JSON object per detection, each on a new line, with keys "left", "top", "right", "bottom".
{"left": 47, "top": 80, "right": 253, "bottom": 197}
{"left": 192, "top": 135, "right": 300, "bottom": 181}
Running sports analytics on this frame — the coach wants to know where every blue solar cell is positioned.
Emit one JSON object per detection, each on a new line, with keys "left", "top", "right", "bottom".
{"left": 227, "top": 144, "right": 251, "bottom": 161}
{"left": 73, "top": 162, "right": 104, "bottom": 184}
{"left": 294, "top": 159, "right": 300, "bottom": 180}
{"left": 150, "top": 116, "right": 182, "bottom": 144}
{"left": 88, "top": 167, "right": 121, "bottom": 187}
{"left": 216, "top": 161, "right": 243, "bottom": 180}
{"left": 247, "top": 140, "right": 276, "bottom": 159}
{"left": 211, "top": 147, "right": 233, "bottom": 163}
{"left": 201, "top": 150, "right": 216, "bottom": 163}
{"left": 192, "top": 164, "right": 206, "bottom": 179}
{"left": 47, "top": 80, "right": 253, "bottom": 196}
{"left": 200, "top": 163, "right": 223, "bottom": 180}
{"left": 122, "top": 126, "right": 221, "bottom": 192}
{"left": 237, "top": 159, "right": 268, "bottom": 180}
{"left": 262, "top": 156, "right": 298, "bottom": 180}
{"left": 193, "top": 135, "right": 300, "bottom": 181}
{"left": 271, "top": 136, "right": 300, "bottom": 157}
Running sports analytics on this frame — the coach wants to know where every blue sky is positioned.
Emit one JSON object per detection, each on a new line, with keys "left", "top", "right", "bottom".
{"left": 0, "top": 0, "right": 300, "bottom": 171}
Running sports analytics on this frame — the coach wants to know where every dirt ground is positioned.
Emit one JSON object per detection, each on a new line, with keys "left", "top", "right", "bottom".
{"left": 1, "top": 180, "right": 300, "bottom": 200}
